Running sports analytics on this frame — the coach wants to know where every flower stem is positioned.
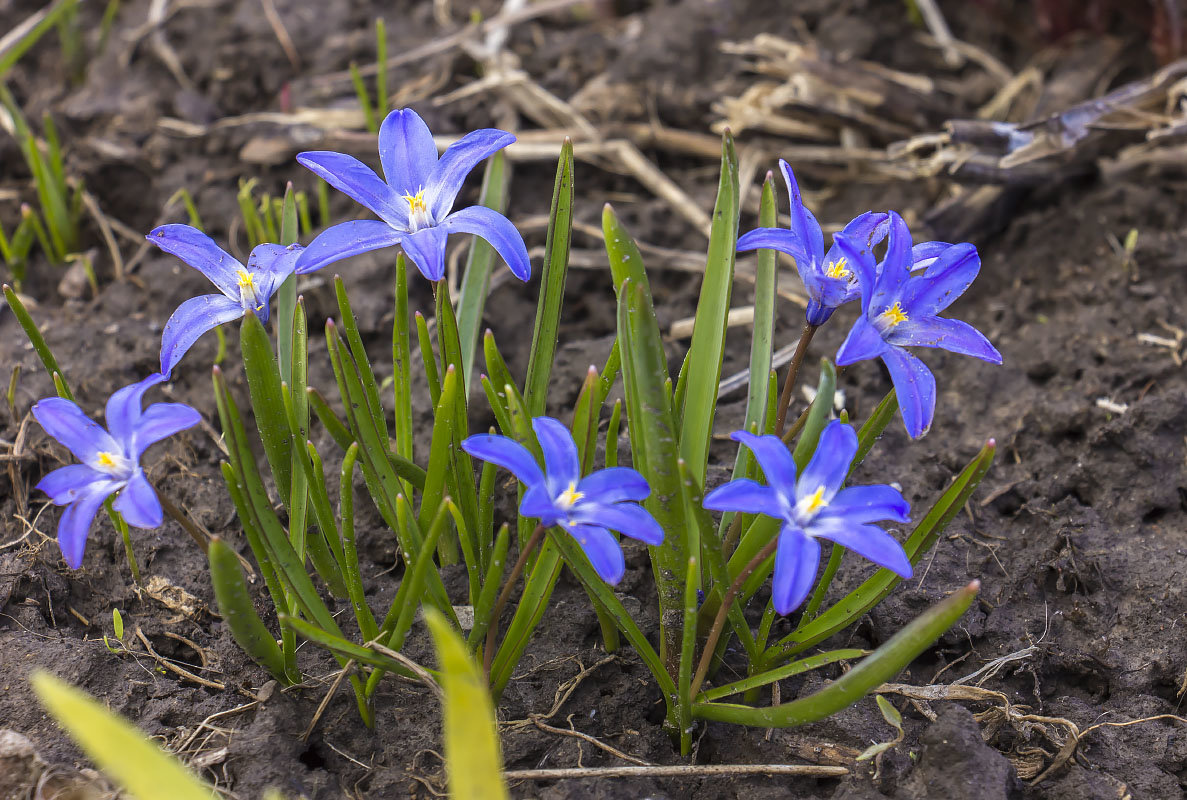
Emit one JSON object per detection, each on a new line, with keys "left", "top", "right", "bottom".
{"left": 690, "top": 536, "right": 779, "bottom": 698}
{"left": 774, "top": 323, "right": 817, "bottom": 436}
{"left": 156, "top": 488, "right": 211, "bottom": 554}
{"left": 484, "top": 523, "right": 547, "bottom": 677}
{"left": 105, "top": 498, "right": 141, "bottom": 586}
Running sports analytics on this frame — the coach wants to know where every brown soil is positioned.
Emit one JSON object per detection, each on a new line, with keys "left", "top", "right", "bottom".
{"left": 2, "top": 0, "right": 1186, "bottom": 797}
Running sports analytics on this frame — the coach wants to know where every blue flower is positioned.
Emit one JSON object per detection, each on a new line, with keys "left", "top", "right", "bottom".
{"left": 704, "top": 421, "right": 912, "bottom": 615}
{"left": 737, "top": 160, "right": 888, "bottom": 326}
{"left": 462, "top": 417, "right": 663, "bottom": 584}
{"left": 147, "top": 225, "right": 302, "bottom": 377}
{"left": 833, "top": 211, "right": 1002, "bottom": 439}
{"left": 32, "top": 373, "right": 202, "bottom": 569}
{"left": 294, "top": 108, "right": 529, "bottom": 283}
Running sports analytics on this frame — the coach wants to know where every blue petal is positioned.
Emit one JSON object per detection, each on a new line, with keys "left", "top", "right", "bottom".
{"left": 577, "top": 467, "right": 649, "bottom": 504}
{"left": 427, "top": 128, "right": 516, "bottom": 220}
{"left": 886, "top": 315, "right": 1002, "bottom": 364}
{"left": 809, "top": 518, "right": 912, "bottom": 578}
{"left": 834, "top": 211, "right": 889, "bottom": 293}
{"left": 147, "top": 225, "right": 244, "bottom": 299}
{"left": 131, "top": 402, "right": 202, "bottom": 461}
{"left": 796, "top": 420, "right": 857, "bottom": 505}
{"left": 112, "top": 470, "right": 163, "bottom": 529}
{"left": 159, "top": 294, "right": 244, "bottom": 377}
{"left": 461, "top": 434, "right": 545, "bottom": 487}
{"left": 703, "top": 478, "right": 782, "bottom": 516}
{"left": 294, "top": 220, "right": 403, "bottom": 275}
{"left": 32, "top": 397, "right": 119, "bottom": 466}
{"left": 881, "top": 347, "right": 937, "bottom": 439}
{"left": 56, "top": 478, "right": 121, "bottom": 569}
{"left": 804, "top": 299, "right": 836, "bottom": 327}
{"left": 737, "top": 227, "right": 811, "bottom": 265}
{"left": 571, "top": 501, "right": 664, "bottom": 545}
{"left": 37, "top": 464, "right": 106, "bottom": 505}
{"left": 519, "top": 483, "right": 561, "bottom": 523}
{"left": 771, "top": 526, "right": 820, "bottom": 615}
{"left": 835, "top": 314, "right": 888, "bottom": 366}
{"left": 378, "top": 108, "right": 439, "bottom": 197}
{"left": 399, "top": 225, "right": 448, "bottom": 281}
{"left": 248, "top": 243, "right": 303, "bottom": 299}
{"left": 296, "top": 151, "right": 407, "bottom": 228}
{"left": 532, "top": 417, "right": 580, "bottom": 493}
{"left": 838, "top": 211, "right": 890, "bottom": 254}
{"left": 868, "top": 211, "right": 913, "bottom": 315}
{"left": 910, "top": 240, "right": 952, "bottom": 271}
{"left": 901, "top": 243, "right": 980, "bottom": 316}
{"left": 821, "top": 485, "right": 910, "bottom": 525}
{"left": 778, "top": 160, "right": 824, "bottom": 265}
{"left": 105, "top": 372, "right": 166, "bottom": 450}
{"left": 830, "top": 232, "right": 875, "bottom": 314}
{"left": 441, "top": 205, "right": 531, "bottom": 281}
{"left": 731, "top": 432, "right": 797, "bottom": 495}
{"left": 564, "top": 522, "right": 626, "bottom": 584}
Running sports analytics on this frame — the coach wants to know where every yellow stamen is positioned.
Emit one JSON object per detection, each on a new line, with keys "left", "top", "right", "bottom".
{"left": 404, "top": 189, "right": 428, "bottom": 216}
{"left": 97, "top": 452, "right": 118, "bottom": 468}
{"left": 557, "top": 481, "right": 585, "bottom": 508}
{"left": 236, "top": 269, "right": 256, "bottom": 290}
{"left": 878, "top": 301, "right": 909, "bottom": 329}
{"left": 802, "top": 486, "right": 827, "bottom": 514}
{"left": 824, "top": 256, "right": 850, "bottom": 280}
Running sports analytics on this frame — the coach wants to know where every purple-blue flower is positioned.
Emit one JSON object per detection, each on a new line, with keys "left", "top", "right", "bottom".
{"left": 293, "top": 108, "right": 529, "bottom": 283}
{"left": 32, "top": 373, "right": 201, "bottom": 569}
{"left": 704, "top": 421, "right": 911, "bottom": 615}
{"left": 147, "top": 225, "right": 303, "bottom": 377}
{"left": 737, "top": 160, "right": 888, "bottom": 326}
{"left": 462, "top": 417, "right": 663, "bottom": 584}
{"left": 833, "top": 211, "right": 1002, "bottom": 439}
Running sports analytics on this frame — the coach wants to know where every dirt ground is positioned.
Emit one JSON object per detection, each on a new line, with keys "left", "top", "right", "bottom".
{"left": 2, "top": 0, "right": 1187, "bottom": 797}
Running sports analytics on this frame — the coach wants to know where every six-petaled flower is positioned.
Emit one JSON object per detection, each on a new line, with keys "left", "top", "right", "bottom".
{"left": 737, "top": 160, "right": 888, "bottom": 326}
{"left": 147, "top": 224, "right": 303, "bottom": 377}
{"left": 833, "top": 211, "right": 1002, "bottom": 439}
{"left": 32, "top": 373, "right": 201, "bottom": 569}
{"left": 462, "top": 417, "right": 663, "bottom": 584}
{"left": 703, "top": 421, "right": 912, "bottom": 615}
{"left": 294, "top": 107, "right": 530, "bottom": 283}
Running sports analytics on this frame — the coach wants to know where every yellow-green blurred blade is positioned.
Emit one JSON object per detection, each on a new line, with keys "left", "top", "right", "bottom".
{"left": 31, "top": 671, "right": 213, "bottom": 800}
{"left": 425, "top": 609, "right": 510, "bottom": 800}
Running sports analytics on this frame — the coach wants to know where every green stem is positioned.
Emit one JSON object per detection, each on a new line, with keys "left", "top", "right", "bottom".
{"left": 105, "top": 499, "right": 140, "bottom": 586}
{"left": 801, "top": 542, "right": 843, "bottom": 623}
{"left": 774, "top": 324, "right": 817, "bottom": 435}
{"left": 484, "top": 524, "right": 546, "bottom": 677}
{"left": 690, "top": 536, "right": 778, "bottom": 698}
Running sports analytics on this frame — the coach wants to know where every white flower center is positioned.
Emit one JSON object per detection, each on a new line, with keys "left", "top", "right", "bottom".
{"left": 795, "top": 486, "right": 829, "bottom": 521}
{"left": 94, "top": 450, "right": 132, "bottom": 478}
{"left": 403, "top": 188, "right": 433, "bottom": 232}
{"left": 555, "top": 481, "right": 584, "bottom": 510}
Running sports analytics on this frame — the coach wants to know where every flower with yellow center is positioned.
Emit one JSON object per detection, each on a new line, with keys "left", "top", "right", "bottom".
{"left": 824, "top": 257, "right": 851, "bottom": 281}
{"left": 555, "top": 482, "right": 585, "bottom": 509}
{"left": 877, "top": 301, "right": 909, "bottom": 330}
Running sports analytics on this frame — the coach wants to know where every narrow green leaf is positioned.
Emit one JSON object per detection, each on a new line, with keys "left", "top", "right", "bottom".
{"left": 208, "top": 536, "right": 288, "bottom": 680}
{"left": 3, "top": 284, "right": 72, "bottom": 400}
{"left": 457, "top": 152, "right": 508, "bottom": 387}
{"left": 678, "top": 131, "right": 739, "bottom": 484}
{"left": 694, "top": 582, "right": 978, "bottom": 727}
{"left": 791, "top": 359, "right": 836, "bottom": 471}
{"left": 697, "top": 649, "right": 865, "bottom": 702}
{"left": 392, "top": 253, "right": 413, "bottom": 460}
{"left": 605, "top": 205, "right": 686, "bottom": 679}
{"left": 239, "top": 314, "right": 293, "bottom": 504}
{"left": 524, "top": 139, "right": 573, "bottom": 416}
